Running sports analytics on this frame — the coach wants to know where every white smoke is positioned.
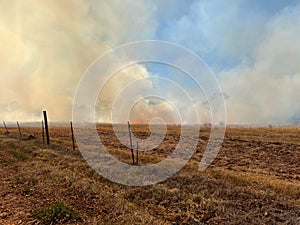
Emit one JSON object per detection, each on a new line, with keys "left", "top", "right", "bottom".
{"left": 0, "top": 0, "right": 157, "bottom": 122}
{"left": 219, "top": 5, "right": 300, "bottom": 124}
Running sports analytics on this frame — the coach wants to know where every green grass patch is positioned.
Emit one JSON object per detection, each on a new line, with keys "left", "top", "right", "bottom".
{"left": 4, "top": 158, "right": 17, "bottom": 163}
{"left": 10, "top": 149, "right": 28, "bottom": 160}
{"left": 32, "top": 202, "right": 81, "bottom": 225}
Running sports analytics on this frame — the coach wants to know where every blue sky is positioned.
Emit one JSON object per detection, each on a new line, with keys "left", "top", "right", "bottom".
{"left": 0, "top": 1, "right": 299, "bottom": 124}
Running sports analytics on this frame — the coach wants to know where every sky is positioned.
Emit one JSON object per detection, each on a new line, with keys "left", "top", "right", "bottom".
{"left": 0, "top": 0, "right": 299, "bottom": 125}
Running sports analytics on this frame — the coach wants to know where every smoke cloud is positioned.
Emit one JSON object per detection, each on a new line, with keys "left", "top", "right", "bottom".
{"left": 219, "top": 4, "right": 300, "bottom": 124}
{"left": 0, "top": 0, "right": 157, "bottom": 122}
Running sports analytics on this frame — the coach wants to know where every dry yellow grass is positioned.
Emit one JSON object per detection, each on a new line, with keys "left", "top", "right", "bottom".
{"left": 0, "top": 125, "right": 299, "bottom": 224}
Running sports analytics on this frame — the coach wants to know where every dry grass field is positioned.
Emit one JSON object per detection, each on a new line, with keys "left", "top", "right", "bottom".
{"left": 0, "top": 125, "right": 299, "bottom": 224}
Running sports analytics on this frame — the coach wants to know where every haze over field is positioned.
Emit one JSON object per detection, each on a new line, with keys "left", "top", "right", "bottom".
{"left": 0, "top": 0, "right": 300, "bottom": 125}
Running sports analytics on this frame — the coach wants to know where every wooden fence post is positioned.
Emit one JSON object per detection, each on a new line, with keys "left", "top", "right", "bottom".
{"left": 17, "top": 121, "right": 22, "bottom": 137}
{"left": 70, "top": 121, "right": 75, "bottom": 151}
{"left": 43, "top": 111, "right": 50, "bottom": 145}
{"left": 3, "top": 121, "right": 8, "bottom": 133}
{"left": 127, "top": 121, "right": 134, "bottom": 165}
{"left": 42, "top": 120, "right": 45, "bottom": 143}
{"left": 136, "top": 141, "right": 139, "bottom": 166}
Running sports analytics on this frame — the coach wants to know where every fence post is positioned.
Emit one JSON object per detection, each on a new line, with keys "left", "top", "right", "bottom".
{"left": 17, "top": 121, "right": 22, "bottom": 137}
{"left": 3, "top": 121, "right": 8, "bottom": 133}
{"left": 127, "top": 121, "right": 134, "bottom": 165}
{"left": 136, "top": 141, "right": 139, "bottom": 166}
{"left": 42, "top": 120, "right": 45, "bottom": 143}
{"left": 70, "top": 121, "right": 75, "bottom": 151}
{"left": 43, "top": 111, "right": 50, "bottom": 145}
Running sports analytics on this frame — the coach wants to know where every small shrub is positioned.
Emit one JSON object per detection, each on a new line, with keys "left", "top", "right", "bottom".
{"left": 32, "top": 202, "right": 81, "bottom": 225}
